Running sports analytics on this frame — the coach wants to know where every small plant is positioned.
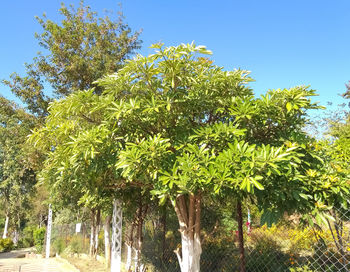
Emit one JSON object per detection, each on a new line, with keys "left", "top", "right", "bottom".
{"left": 33, "top": 227, "right": 46, "bottom": 253}
{"left": 0, "top": 238, "right": 14, "bottom": 252}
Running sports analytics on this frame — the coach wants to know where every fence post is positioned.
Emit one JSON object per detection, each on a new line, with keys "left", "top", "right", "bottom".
{"left": 111, "top": 199, "right": 123, "bottom": 272}
{"left": 45, "top": 204, "right": 53, "bottom": 259}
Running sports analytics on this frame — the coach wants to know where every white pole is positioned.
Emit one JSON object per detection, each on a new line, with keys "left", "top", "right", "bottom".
{"left": 45, "top": 205, "right": 53, "bottom": 259}
{"left": 247, "top": 208, "right": 251, "bottom": 234}
{"left": 111, "top": 200, "right": 122, "bottom": 272}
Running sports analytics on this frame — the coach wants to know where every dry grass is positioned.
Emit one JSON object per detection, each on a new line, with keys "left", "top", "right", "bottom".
{"left": 64, "top": 256, "right": 108, "bottom": 272}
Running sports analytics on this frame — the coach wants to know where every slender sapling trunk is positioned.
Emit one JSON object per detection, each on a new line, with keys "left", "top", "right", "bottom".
{"left": 237, "top": 200, "right": 246, "bottom": 272}
{"left": 104, "top": 215, "right": 112, "bottom": 268}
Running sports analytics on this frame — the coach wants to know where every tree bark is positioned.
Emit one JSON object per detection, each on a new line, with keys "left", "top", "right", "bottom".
{"left": 104, "top": 215, "right": 111, "bottom": 268}
{"left": 134, "top": 198, "right": 148, "bottom": 272}
{"left": 95, "top": 209, "right": 101, "bottom": 254}
{"left": 89, "top": 209, "right": 96, "bottom": 257}
{"left": 237, "top": 200, "right": 246, "bottom": 272}
{"left": 2, "top": 215, "right": 9, "bottom": 239}
{"left": 125, "top": 222, "right": 135, "bottom": 271}
{"left": 174, "top": 193, "right": 202, "bottom": 272}
{"left": 161, "top": 206, "right": 167, "bottom": 263}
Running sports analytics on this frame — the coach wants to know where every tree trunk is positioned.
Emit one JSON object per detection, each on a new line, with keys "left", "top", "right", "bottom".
{"left": 135, "top": 206, "right": 142, "bottom": 271}
{"left": 104, "top": 215, "right": 111, "bottom": 268}
{"left": 95, "top": 209, "right": 101, "bottom": 255}
{"left": 89, "top": 209, "right": 96, "bottom": 257}
{"left": 13, "top": 229, "right": 19, "bottom": 245}
{"left": 82, "top": 223, "right": 86, "bottom": 253}
{"left": 174, "top": 193, "right": 202, "bottom": 272}
{"left": 161, "top": 206, "right": 167, "bottom": 263}
{"left": 237, "top": 200, "right": 246, "bottom": 272}
{"left": 125, "top": 222, "right": 135, "bottom": 271}
{"left": 126, "top": 243, "right": 133, "bottom": 271}
{"left": 134, "top": 198, "right": 148, "bottom": 272}
{"left": 2, "top": 215, "right": 9, "bottom": 239}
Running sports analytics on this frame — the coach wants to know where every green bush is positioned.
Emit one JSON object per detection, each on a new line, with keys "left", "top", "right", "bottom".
{"left": 33, "top": 227, "right": 46, "bottom": 253}
{"left": 52, "top": 237, "right": 65, "bottom": 255}
{"left": 20, "top": 225, "right": 35, "bottom": 248}
{"left": 0, "top": 238, "right": 14, "bottom": 252}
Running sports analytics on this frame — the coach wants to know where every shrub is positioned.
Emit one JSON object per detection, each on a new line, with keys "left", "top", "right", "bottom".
{"left": 53, "top": 237, "right": 65, "bottom": 255}
{"left": 33, "top": 227, "right": 46, "bottom": 253}
{"left": 21, "top": 225, "right": 35, "bottom": 248}
{"left": 68, "top": 235, "right": 83, "bottom": 254}
{"left": 245, "top": 225, "right": 290, "bottom": 272}
{"left": 0, "top": 238, "right": 14, "bottom": 252}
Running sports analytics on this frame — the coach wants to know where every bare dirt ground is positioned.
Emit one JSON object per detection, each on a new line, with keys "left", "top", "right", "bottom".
{"left": 0, "top": 249, "right": 78, "bottom": 272}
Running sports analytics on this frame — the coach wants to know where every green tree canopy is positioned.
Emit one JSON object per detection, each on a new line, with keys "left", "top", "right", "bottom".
{"left": 94, "top": 43, "right": 323, "bottom": 272}
{"left": 3, "top": 1, "right": 141, "bottom": 117}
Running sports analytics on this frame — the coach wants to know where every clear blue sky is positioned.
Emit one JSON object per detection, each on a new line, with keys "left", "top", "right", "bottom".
{"left": 1, "top": 0, "right": 349, "bottom": 109}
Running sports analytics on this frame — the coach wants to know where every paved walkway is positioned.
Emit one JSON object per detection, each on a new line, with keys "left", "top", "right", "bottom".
{"left": 0, "top": 250, "right": 78, "bottom": 272}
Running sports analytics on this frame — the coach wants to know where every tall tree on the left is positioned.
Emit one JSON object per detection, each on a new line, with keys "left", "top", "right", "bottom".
{"left": 3, "top": 0, "right": 142, "bottom": 118}
{"left": 0, "top": 97, "right": 37, "bottom": 240}
{"left": 1, "top": 0, "right": 141, "bottom": 246}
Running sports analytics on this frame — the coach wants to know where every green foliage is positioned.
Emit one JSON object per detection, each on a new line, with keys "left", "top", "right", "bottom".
{"left": 3, "top": 1, "right": 141, "bottom": 117}
{"left": 28, "top": 42, "right": 347, "bottom": 271}
{"left": 0, "top": 97, "right": 38, "bottom": 233}
{"left": 0, "top": 238, "right": 14, "bottom": 252}
{"left": 289, "top": 265, "right": 315, "bottom": 272}
{"left": 33, "top": 227, "right": 46, "bottom": 253}
{"left": 63, "top": 235, "right": 85, "bottom": 255}
{"left": 52, "top": 237, "right": 65, "bottom": 255}
{"left": 68, "top": 235, "right": 84, "bottom": 254}
{"left": 21, "top": 225, "right": 35, "bottom": 248}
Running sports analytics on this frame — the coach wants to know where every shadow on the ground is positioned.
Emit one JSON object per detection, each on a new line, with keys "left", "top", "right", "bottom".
{"left": 0, "top": 249, "right": 30, "bottom": 259}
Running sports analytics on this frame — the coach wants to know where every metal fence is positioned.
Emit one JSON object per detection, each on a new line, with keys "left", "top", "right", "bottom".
{"left": 48, "top": 206, "right": 350, "bottom": 272}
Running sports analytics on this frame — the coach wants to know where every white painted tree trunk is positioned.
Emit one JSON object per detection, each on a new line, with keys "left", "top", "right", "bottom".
{"left": 89, "top": 209, "right": 97, "bottom": 258}
{"left": 174, "top": 194, "right": 202, "bottom": 272}
{"left": 134, "top": 247, "right": 139, "bottom": 271}
{"left": 95, "top": 226, "right": 99, "bottom": 253}
{"left": 90, "top": 223, "right": 95, "bottom": 256}
{"left": 126, "top": 244, "right": 133, "bottom": 271}
{"left": 111, "top": 200, "right": 122, "bottom": 272}
{"left": 95, "top": 210, "right": 101, "bottom": 254}
{"left": 177, "top": 233, "right": 201, "bottom": 272}
{"left": 13, "top": 229, "right": 19, "bottom": 245}
{"left": 2, "top": 215, "right": 9, "bottom": 239}
{"left": 104, "top": 215, "right": 111, "bottom": 268}
{"left": 45, "top": 205, "right": 53, "bottom": 259}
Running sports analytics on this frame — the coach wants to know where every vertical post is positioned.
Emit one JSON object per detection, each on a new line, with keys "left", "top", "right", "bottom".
{"left": 247, "top": 208, "right": 251, "bottom": 234}
{"left": 111, "top": 200, "right": 123, "bottom": 272}
{"left": 46, "top": 204, "right": 53, "bottom": 259}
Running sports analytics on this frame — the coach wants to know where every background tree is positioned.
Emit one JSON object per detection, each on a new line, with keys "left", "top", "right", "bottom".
{"left": 0, "top": 97, "right": 37, "bottom": 240}
{"left": 1, "top": 0, "right": 141, "bottom": 254}
{"left": 3, "top": 0, "right": 141, "bottom": 117}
